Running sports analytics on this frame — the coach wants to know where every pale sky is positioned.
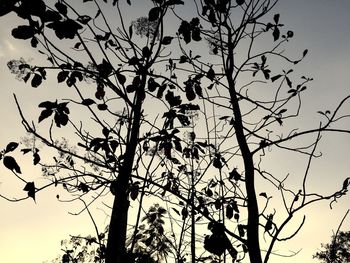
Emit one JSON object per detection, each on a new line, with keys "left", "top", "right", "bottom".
{"left": 0, "top": 1, "right": 349, "bottom": 263}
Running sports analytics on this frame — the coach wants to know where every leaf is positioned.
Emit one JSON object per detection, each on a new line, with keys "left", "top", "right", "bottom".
{"left": 23, "top": 182, "right": 36, "bottom": 201}
{"left": 21, "top": 148, "right": 32, "bottom": 154}
{"left": 5, "top": 142, "right": 19, "bottom": 153}
{"left": 142, "top": 46, "right": 151, "bottom": 58}
{"left": 0, "top": 0, "right": 15, "bottom": 17}
{"left": 273, "top": 27, "right": 280, "bottom": 41}
{"left": 238, "top": 224, "right": 245, "bottom": 237}
{"left": 148, "top": 7, "right": 160, "bottom": 22}
{"left": 226, "top": 205, "right": 233, "bottom": 219}
{"left": 82, "top": 98, "right": 95, "bottom": 106}
{"left": 3, "top": 156, "right": 21, "bottom": 174}
{"left": 185, "top": 86, "right": 196, "bottom": 101}
{"left": 57, "top": 71, "right": 69, "bottom": 83}
{"left": 178, "top": 20, "right": 191, "bottom": 44}
{"left": 78, "top": 182, "right": 89, "bottom": 193}
{"left": 303, "top": 49, "right": 308, "bottom": 57}
{"left": 47, "top": 19, "right": 83, "bottom": 39}
{"left": 55, "top": 2, "right": 67, "bottom": 16}
{"left": 30, "top": 37, "right": 38, "bottom": 48}
{"left": 259, "top": 192, "right": 268, "bottom": 198}
{"left": 273, "top": 14, "right": 280, "bottom": 24}
{"left": 181, "top": 207, "right": 188, "bottom": 220}
{"left": 161, "top": 36, "right": 173, "bottom": 45}
{"left": 39, "top": 101, "right": 56, "bottom": 109}
{"left": 342, "top": 178, "right": 350, "bottom": 190}
{"left": 38, "top": 109, "right": 53, "bottom": 123}
{"left": 286, "top": 77, "right": 292, "bottom": 88}
{"left": 130, "top": 184, "right": 139, "bottom": 200}
{"left": 116, "top": 72, "right": 126, "bottom": 85}
{"left": 12, "top": 25, "right": 36, "bottom": 40}
{"left": 236, "top": 0, "right": 245, "bottom": 5}
{"left": 31, "top": 74, "right": 42, "bottom": 88}
{"left": 207, "top": 67, "right": 215, "bottom": 81}
{"left": 54, "top": 112, "right": 68, "bottom": 127}
{"left": 33, "top": 152, "right": 40, "bottom": 165}
{"left": 271, "top": 74, "right": 282, "bottom": 82}
{"left": 97, "top": 103, "right": 108, "bottom": 111}
{"left": 191, "top": 27, "right": 201, "bottom": 41}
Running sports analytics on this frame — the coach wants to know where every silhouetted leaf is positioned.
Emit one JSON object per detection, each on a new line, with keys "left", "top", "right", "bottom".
{"left": 21, "top": 148, "right": 32, "bottom": 155}
{"left": 38, "top": 109, "right": 53, "bottom": 122}
{"left": 273, "top": 27, "right": 280, "bottom": 41}
{"left": 226, "top": 205, "right": 233, "bottom": 219}
{"left": 238, "top": 224, "right": 245, "bottom": 237}
{"left": 23, "top": 182, "right": 36, "bottom": 201}
{"left": 161, "top": 36, "right": 173, "bottom": 45}
{"left": 0, "top": 0, "right": 15, "bottom": 17}
{"left": 259, "top": 192, "right": 267, "bottom": 198}
{"left": 178, "top": 20, "right": 191, "bottom": 44}
{"left": 273, "top": 14, "right": 280, "bottom": 24}
{"left": 97, "top": 103, "right": 108, "bottom": 111}
{"left": 82, "top": 98, "right": 95, "bottom": 106}
{"left": 57, "top": 71, "right": 69, "bottom": 83}
{"left": 207, "top": 67, "right": 215, "bottom": 81}
{"left": 142, "top": 46, "right": 151, "bottom": 58}
{"left": 236, "top": 0, "right": 245, "bottom": 5}
{"left": 55, "top": 2, "right": 67, "bottom": 16}
{"left": 116, "top": 72, "right": 126, "bottom": 85}
{"left": 5, "top": 142, "right": 19, "bottom": 153}
{"left": 303, "top": 49, "right": 308, "bottom": 57}
{"left": 148, "top": 7, "right": 161, "bottom": 22}
{"left": 286, "top": 76, "right": 292, "bottom": 88}
{"left": 342, "top": 178, "right": 350, "bottom": 190}
{"left": 31, "top": 74, "right": 42, "bottom": 87}
{"left": 54, "top": 112, "right": 69, "bottom": 127}
{"left": 12, "top": 25, "right": 36, "bottom": 40}
{"left": 47, "top": 19, "right": 83, "bottom": 39}
{"left": 271, "top": 74, "right": 282, "bottom": 82}
{"left": 192, "top": 27, "right": 201, "bottom": 41}
{"left": 179, "top": 55, "right": 188, "bottom": 64}
{"left": 30, "top": 37, "right": 38, "bottom": 48}
{"left": 33, "top": 152, "right": 40, "bottom": 165}
{"left": 165, "top": 91, "right": 182, "bottom": 107}
{"left": 78, "top": 182, "right": 89, "bottom": 193}
{"left": 3, "top": 156, "right": 21, "bottom": 174}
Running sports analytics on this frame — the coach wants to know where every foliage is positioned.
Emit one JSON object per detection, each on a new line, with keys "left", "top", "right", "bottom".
{"left": 0, "top": 0, "right": 349, "bottom": 263}
{"left": 314, "top": 231, "right": 350, "bottom": 263}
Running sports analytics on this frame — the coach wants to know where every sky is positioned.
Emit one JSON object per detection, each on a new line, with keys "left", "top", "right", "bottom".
{"left": 0, "top": 0, "right": 349, "bottom": 262}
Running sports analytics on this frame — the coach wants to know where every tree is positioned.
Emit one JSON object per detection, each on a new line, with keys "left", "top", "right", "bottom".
{"left": 314, "top": 231, "right": 350, "bottom": 263}
{"left": 1, "top": 1, "right": 349, "bottom": 263}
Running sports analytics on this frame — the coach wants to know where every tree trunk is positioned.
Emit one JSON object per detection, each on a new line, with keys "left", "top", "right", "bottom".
{"left": 105, "top": 77, "right": 145, "bottom": 263}
{"left": 228, "top": 79, "right": 262, "bottom": 263}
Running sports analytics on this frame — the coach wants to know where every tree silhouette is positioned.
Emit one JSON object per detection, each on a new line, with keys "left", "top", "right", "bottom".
{"left": 1, "top": 1, "right": 349, "bottom": 263}
{"left": 314, "top": 231, "right": 350, "bottom": 263}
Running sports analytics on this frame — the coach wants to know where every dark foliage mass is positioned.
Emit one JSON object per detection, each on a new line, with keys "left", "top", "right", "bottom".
{"left": 314, "top": 231, "right": 350, "bottom": 263}
{"left": 0, "top": 0, "right": 349, "bottom": 263}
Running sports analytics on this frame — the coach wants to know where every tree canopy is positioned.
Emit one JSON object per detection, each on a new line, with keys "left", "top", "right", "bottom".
{"left": 0, "top": 0, "right": 349, "bottom": 263}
